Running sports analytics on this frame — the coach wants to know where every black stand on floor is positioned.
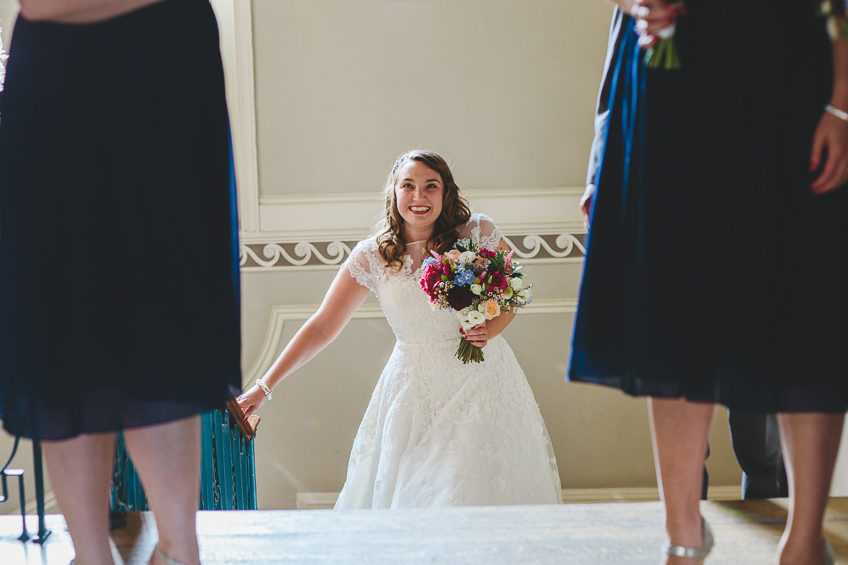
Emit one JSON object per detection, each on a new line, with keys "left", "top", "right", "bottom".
{"left": 30, "top": 439, "right": 51, "bottom": 543}
{"left": 0, "top": 437, "right": 51, "bottom": 544}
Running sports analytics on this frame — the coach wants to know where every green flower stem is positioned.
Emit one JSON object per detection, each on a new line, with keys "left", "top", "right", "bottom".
{"left": 456, "top": 336, "right": 484, "bottom": 364}
{"left": 645, "top": 38, "right": 681, "bottom": 71}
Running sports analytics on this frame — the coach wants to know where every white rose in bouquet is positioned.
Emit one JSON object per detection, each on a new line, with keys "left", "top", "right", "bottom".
{"left": 458, "top": 251, "right": 476, "bottom": 264}
{"left": 458, "top": 308, "right": 485, "bottom": 330}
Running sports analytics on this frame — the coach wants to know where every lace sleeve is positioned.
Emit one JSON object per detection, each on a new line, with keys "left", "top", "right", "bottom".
{"left": 461, "top": 213, "right": 505, "bottom": 251}
{"left": 343, "top": 239, "right": 378, "bottom": 292}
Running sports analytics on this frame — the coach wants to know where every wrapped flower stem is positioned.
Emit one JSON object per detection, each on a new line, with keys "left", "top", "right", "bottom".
{"left": 456, "top": 335, "right": 484, "bottom": 364}
{"left": 644, "top": 23, "right": 680, "bottom": 70}
{"left": 643, "top": 2, "right": 684, "bottom": 71}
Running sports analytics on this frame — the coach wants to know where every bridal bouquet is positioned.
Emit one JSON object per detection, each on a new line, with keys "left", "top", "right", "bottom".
{"left": 419, "top": 238, "right": 532, "bottom": 364}
{"left": 822, "top": 0, "right": 848, "bottom": 40}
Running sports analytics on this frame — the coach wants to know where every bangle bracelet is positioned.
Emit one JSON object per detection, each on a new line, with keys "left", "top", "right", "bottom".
{"left": 256, "top": 379, "right": 272, "bottom": 400}
{"left": 825, "top": 104, "right": 848, "bottom": 123}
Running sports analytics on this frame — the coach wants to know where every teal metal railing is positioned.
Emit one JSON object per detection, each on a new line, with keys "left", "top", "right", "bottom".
{"left": 111, "top": 406, "right": 257, "bottom": 512}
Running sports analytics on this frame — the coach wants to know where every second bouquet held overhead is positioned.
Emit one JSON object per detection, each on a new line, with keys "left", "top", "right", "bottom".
{"left": 238, "top": 149, "right": 562, "bottom": 509}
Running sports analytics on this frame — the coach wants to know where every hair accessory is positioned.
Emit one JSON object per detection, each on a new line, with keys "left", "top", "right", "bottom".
{"left": 256, "top": 379, "right": 272, "bottom": 400}
{"left": 825, "top": 104, "right": 848, "bottom": 123}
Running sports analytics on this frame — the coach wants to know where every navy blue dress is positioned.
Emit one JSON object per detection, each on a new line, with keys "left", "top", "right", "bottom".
{"left": 0, "top": 0, "right": 242, "bottom": 440}
{"left": 569, "top": 0, "right": 848, "bottom": 413}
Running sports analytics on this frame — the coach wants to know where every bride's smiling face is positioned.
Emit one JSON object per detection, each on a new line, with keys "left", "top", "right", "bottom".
{"left": 394, "top": 160, "right": 444, "bottom": 241}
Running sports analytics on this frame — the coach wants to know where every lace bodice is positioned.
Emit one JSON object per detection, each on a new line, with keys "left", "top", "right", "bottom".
{"left": 344, "top": 214, "right": 504, "bottom": 345}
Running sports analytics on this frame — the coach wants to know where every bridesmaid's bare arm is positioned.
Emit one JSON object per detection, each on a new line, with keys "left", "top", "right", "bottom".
{"left": 19, "top": 0, "right": 165, "bottom": 23}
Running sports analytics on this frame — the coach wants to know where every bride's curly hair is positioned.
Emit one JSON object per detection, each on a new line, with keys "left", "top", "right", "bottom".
{"left": 376, "top": 150, "right": 471, "bottom": 270}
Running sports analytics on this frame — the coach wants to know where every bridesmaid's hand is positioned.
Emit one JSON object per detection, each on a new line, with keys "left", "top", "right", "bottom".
{"left": 237, "top": 385, "right": 268, "bottom": 419}
{"left": 632, "top": 0, "right": 685, "bottom": 49}
{"left": 580, "top": 184, "right": 596, "bottom": 231}
{"left": 810, "top": 110, "right": 848, "bottom": 194}
{"left": 461, "top": 322, "right": 490, "bottom": 348}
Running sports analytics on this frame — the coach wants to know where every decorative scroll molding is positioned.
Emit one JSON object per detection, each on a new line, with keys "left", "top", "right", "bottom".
{"left": 504, "top": 234, "right": 586, "bottom": 263}
{"left": 239, "top": 233, "right": 586, "bottom": 271}
{"left": 244, "top": 298, "right": 576, "bottom": 387}
{"left": 240, "top": 241, "right": 355, "bottom": 269}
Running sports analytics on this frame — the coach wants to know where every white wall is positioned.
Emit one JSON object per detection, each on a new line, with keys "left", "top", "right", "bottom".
{"left": 0, "top": 1, "right": 17, "bottom": 47}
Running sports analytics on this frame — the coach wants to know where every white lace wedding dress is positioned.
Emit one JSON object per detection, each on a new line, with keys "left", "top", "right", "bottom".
{"left": 335, "top": 214, "right": 562, "bottom": 509}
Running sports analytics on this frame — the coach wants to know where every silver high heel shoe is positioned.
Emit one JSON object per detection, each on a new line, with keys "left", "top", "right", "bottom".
{"left": 662, "top": 518, "right": 714, "bottom": 563}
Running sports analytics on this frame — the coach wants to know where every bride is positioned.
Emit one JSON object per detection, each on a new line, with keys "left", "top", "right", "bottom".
{"left": 238, "top": 150, "right": 562, "bottom": 508}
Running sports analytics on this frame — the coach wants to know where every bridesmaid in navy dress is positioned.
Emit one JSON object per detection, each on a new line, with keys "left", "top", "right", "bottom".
{"left": 570, "top": 1, "right": 848, "bottom": 563}
{"left": 0, "top": 1, "right": 241, "bottom": 564}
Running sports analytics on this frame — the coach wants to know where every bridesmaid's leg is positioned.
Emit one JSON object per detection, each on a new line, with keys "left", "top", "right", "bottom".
{"left": 43, "top": 432, "right": 117, "bottom": 565}
{"left": 648, "top": 397, "right": 715, "bottom": 565}
{"left": 776, "top": 412, "right": 844, "bottom": 565}
{"left": 124, "top": 415, "right": 202, "bottom": 565}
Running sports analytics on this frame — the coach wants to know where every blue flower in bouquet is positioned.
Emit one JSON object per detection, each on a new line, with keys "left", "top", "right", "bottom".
{"left": 453, "top": 268, "right": 474, "bottom": 286}
{"left": 454, "top": 238, "right": 472, "bottom": 251}
{"left": 422, "top": 256, "right": 439, "bottom": 268}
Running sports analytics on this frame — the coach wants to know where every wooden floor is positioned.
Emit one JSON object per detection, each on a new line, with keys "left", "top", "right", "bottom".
{"left": 2, "top": 498, "right": 848, "bottom": 564}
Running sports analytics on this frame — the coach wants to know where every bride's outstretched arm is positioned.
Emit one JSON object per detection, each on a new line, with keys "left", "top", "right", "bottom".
{"left": 237, "top": 266, "right": 370, "bottom": 418}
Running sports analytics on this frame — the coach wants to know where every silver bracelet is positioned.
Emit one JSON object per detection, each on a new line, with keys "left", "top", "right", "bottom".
{"left": 256, "top": 379, "right": 272, "bottom": 400}
{"left": 825, "top": 104, "right": 848, "bottom": 123}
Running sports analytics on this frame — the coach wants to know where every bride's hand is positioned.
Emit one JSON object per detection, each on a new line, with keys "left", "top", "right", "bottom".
{"left": 237, "top": 385, "right": 268, "bottom": 419}
{"left": 461, "top": 322, "right": 490, "bottom": 348}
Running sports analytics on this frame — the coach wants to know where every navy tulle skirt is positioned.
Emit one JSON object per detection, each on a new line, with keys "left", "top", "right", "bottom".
{"left": 0, "top": 0, "right": 242, "bottom": 440}
{"left": 569, "top": 0, "right": 848, "bottom": 413}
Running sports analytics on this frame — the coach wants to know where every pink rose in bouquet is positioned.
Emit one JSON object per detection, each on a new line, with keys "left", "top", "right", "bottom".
{"left": 421, "top": 263, "right": 443, "bottom": 296}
